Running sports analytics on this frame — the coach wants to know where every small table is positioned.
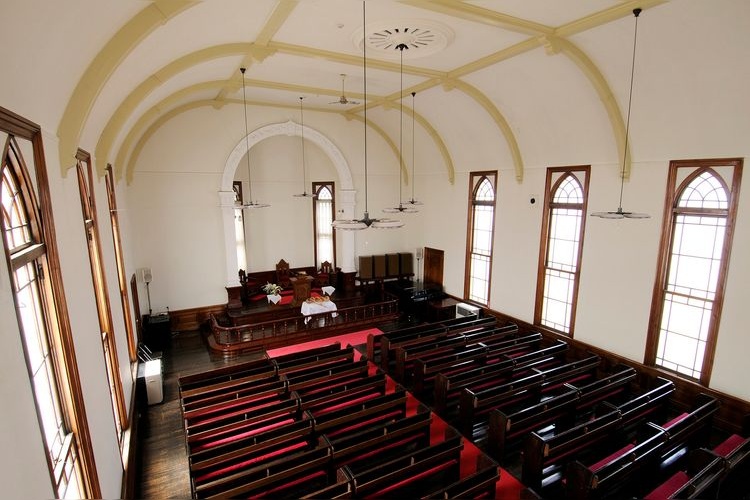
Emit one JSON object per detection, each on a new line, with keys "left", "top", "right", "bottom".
{"left": 290, "top": 275, "right": 313, "bottom": 306}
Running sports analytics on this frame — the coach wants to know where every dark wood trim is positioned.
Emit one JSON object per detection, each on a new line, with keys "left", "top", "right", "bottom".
{"left": 105, "top": 165, "right": 138, "bottom": 362}
{"left": 644, "top": 158, "right": 743, "bottom": 386}
{"left": 533, "top": 166, "right": 590, "bottom": 336}
{"left": 169, "top": 303, "right": 228, "bottom": 332}
{"left": 463, "top": 171, "right": 497, "bottom": 303}
{"left": 0, "top": 107, "right": 102, "bottom": 497}
{"left": 76, "top": 151, "right": 129, "bottom": 432}
{"left": 312, "top": 181, "right": 336, "bottom": 269}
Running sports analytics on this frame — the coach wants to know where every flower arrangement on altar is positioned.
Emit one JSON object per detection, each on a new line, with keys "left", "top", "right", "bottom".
{"left": 262, "top": 282, "right": 283, "bottom": 295}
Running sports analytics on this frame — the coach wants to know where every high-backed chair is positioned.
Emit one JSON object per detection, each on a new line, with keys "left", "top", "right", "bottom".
{"left": 275, "top": 259, "right": 291, "bottom": 288}
{"left": 315, "top": 261, "right": 333, "bottom": 287}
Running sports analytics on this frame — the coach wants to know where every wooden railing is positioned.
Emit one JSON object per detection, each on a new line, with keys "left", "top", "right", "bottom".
{"left": 207, "top": 298, "right": 399, "bottom": 356}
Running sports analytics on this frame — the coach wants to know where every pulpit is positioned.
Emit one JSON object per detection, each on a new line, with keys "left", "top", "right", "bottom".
{"left": 290, "top": 274, "right": 313, "bottom": 306}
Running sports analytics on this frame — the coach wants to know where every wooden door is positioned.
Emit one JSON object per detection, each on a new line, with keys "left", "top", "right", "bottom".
{"left": 423, "top": 247, "right": 444, "bottom": 286}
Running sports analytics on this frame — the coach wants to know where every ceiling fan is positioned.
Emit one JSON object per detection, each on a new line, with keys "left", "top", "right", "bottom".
{"left": 330, "top": 74, "right": 360, "bottom": 105}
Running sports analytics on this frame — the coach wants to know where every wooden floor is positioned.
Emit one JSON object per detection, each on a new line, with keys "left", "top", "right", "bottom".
{"left": 134, "top": 329, "right": 266, "bottom": 499}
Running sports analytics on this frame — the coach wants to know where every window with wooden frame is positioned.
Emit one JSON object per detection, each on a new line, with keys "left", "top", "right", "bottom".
{"left": 1, "top": 107, "right": 100, "bottom": 498}
{"left": 646, "top": 158, "right": 743, "bottom": 385}
{"left": 104, "top": 165, "right": 137, "bottom": 361}
{"left": 464, "top": 172, "right": 497, "bottom": 305}
{"left": 534, "top": 166, "right": 590, "bottom": 335}
{"left": 233, "top": 180, "right": 247, "bottom": 271}
{"left": 312, "top": 182, "right": 336, "bottom": 268}
{"left": 75, "top": 151, "right": 128, "bottom": 440}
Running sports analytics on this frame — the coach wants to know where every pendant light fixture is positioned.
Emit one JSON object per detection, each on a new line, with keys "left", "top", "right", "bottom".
{"left": 591, "top": 8, "right": 649, "bottom": 219}
{"left": 384, "top": 43, "right": 418, "bottom": 214}
{"left": 333, "top": 1, "right": 403, "bottom": 230}
{"left": 405, "top": 91, "right": 423, "bottom": 207}
{"left": 239, "top": 67, "right": 269, "bottom": 209}
{"left": 293, "top": 96, "right": 315, "bottom": 198}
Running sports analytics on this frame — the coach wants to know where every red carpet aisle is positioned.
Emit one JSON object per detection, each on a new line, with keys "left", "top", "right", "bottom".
{"left": 267, "top": 328, "right": 524, "bottom": 499}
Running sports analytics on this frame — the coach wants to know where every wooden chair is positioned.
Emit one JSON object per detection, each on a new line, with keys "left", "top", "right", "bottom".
{"left": 275, "top": 259, "right": 291, "bottom": 288}
{"left": 315, "top": 261, "right": 333, "bottom": 286}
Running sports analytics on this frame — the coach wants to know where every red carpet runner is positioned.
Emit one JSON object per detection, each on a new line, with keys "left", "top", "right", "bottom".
{"left": 267, "top": 328, "right": 524, "bottom": 499}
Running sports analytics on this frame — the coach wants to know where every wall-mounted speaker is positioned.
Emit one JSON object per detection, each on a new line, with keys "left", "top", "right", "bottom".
{"left": 140, "top": 267, "right": 153, "bottom": 284}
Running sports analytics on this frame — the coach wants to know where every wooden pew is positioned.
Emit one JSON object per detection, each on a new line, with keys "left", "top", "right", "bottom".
{"left": 189, "top": 414, "right": 315, "bottom": 492}
{"left": 459, "top": 372, "right": 545, "bottom": 437}
{"left": 194, "top": 440, "right": 334, "bottom": 499}
{"left": 646, "top": 449, "right": 726, "bottom": 500}
{"left": 182, "top": 378, "right": 288, "bottom": 428}
{"left": 535, "top": 354, "right": 601, "bottom": 394}
{"left": 186, "top": 397, "right": 301, "bottom": 454}
{"left": 379, "top": 325, "right": 450, "bottom": 371}
{"left": 325, "top": 408, "right": 433, "bottom": 470}
{"left": 281, "top": 357, "right": 369, "bottom": 394}
{"left": 565, "top": 422, "right": 669, "bottom": 499}
{"left": 181, "top": 374, "right": 282, "bottom": 414}
{"left": 394, "top": 324, "right": 520, "bottom": 385}
{"left": 651, "top": 393, "right": 719, "bottom": 465}
{"left": 486, "top": 364, "right": 639, "bottom": 461}
{"left": 308, "top": 389, "right": 409, "bottom": 439}
{"left": 178, "top": 355, "right": 276, "bottom": 404}
{"left": 297, "top": 374, "right": 388, "bottom": 416}
{"left": 392, "top": 334, "right": 474, "bottom": 383}
{"left": 521, "top": 407, "right": 623, "bottom": 492}
{"left": 182, "top": 382, "right": 292, "bottom": 434}
{"left": 272, "top": 342, "right": 352, "bottom": 375}
{"left": 411, "top": 343, "right": 491, "bottom": 397}
{"left": 421, "top": 453, "right": 500, "bottom": 499}
{"left": 457, "top": 354, "right": 606, "bottom": 439}
{"left": 431, "top": 337, "right": 560, "bottom": 418}
{"left": 714, "top": 433, "right": 750, "bottom": 499}
{"left": 343, "top": 431, "right": 464, "bottom": 498}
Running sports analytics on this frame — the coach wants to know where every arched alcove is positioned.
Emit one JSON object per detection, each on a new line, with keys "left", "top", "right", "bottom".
{"left": 219, "top": 120, "right": 358, "bottom": 287}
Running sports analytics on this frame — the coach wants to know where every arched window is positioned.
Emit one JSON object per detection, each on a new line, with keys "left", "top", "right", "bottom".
{"left": 646, "top": 159, "right": 743, "bottom": 384}
{"left": 313, "top": 182, "right": 336, "bottom": 268}
{"left": 104, "top": 165, "right": 137, "bottom": 361}
{"left": 1, "top": 108, "right": 100, "bottom": 497}
{"left": 75, "top": 152, "right": 128, "bottom": 439}
{"left": 465, "top": 172, "right": 497, "bottom": 305}
{"left": 535, "top": 167, "right": 590, "bottom": 335}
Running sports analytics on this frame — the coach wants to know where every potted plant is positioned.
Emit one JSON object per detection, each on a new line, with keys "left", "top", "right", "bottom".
{"left": 262, "top": 282, "right": 283, "bottom": 304}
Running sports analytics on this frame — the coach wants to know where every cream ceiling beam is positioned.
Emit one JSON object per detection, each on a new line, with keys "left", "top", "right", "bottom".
{"left": 268, "top": 40, "right": 446, "bottom": 79}
{"left": 399, "top": 0, "right": 554, "bottom": 36}
{"left": 216, "top": 0, "right": 298, "bottom": 103}
{"left": 97, "top": 43, "right": 251, "bottom": 177}
{"left": 555, "top": 37, "right": 633, "bottom": 179}
{"left": 57, "top": 0, "right": 198, "bottom": 177}
{"left": 556, "top": 0, "right": 669, "bottom": 37}
{"left": 446, "top": 80, "right": 523, "bottom": 182}
{"left": 120, "top": 93, "right": 409, "bottom": 185}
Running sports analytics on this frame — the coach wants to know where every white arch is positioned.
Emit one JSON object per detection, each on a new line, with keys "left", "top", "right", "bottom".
{"left": 219, "top": 120, "right": 358, "bottom": 288}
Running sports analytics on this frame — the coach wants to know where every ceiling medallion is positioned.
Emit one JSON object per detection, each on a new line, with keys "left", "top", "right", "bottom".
{"left": 353, "top": 20, "right": 454, "bottom": 59}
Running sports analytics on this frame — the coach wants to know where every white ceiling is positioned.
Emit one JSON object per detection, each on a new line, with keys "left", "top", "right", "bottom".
{"left": 1, "top": 0, "right": 747, "bottom": 180}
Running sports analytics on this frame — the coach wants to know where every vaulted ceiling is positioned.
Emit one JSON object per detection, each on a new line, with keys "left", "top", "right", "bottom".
{"left": 3, "top": 0, "right": 697, "bottom": 184}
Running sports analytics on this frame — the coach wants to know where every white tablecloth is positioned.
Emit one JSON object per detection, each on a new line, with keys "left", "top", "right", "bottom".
{"left": 301, "top": 299, "right": 337, "bottom": 323}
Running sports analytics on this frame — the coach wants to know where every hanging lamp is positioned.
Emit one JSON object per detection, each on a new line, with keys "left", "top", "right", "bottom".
{"left": 384, "top": 43, "right": 418, "bottom": 214}
{"left": 239, "top": 67, "right": 270, "bottom": 209}
{"left": 293, "top": 96, "right": 316, "bottom": 198}
{"left": 591, "top": 8, "right": 649, "bottom": 219}
{"left": 405, "top": 91, "right": 423, "bottom": 206}
{"left": 333, "top": 1, "right": 403, "bottom": 230}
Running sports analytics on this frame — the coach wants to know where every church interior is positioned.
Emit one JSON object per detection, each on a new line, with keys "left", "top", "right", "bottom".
{"left": 1, "top": 1, "right": 749, "bottom": 498}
